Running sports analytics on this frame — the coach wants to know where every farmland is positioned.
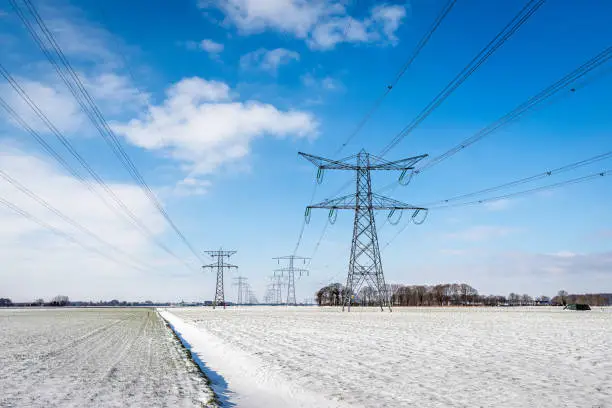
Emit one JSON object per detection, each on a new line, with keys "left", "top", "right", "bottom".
{"left": 0, "top": 308, "right": 215, "bottom": 407}
{"left": 164, "top": 306, "right": 612, "bottom": 408}
{"left": 2, "top": 306, "right": 611, "bottom": 408}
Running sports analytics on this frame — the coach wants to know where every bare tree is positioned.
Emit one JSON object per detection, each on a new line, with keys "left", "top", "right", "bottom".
{"left": 521, "top": 294, "right": 533, "bottom": 306}
{"left": 50, "top": 295, "right": 70, "bottom": 306}
{"left": 557, "top": 290, "right": 568, "bottom": 306}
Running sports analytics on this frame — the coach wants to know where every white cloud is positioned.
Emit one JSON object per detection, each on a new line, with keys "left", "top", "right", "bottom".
{"left": 546, "top": 251, "right": 578, "bottom": 258}
{"left": 174, "top": 177, "right": 212, "bottom": 197}
{"left": 301, "top": 73, "right": 342, "bottom": 91}
{"left": 200, "top": 39, "right": 224, "bottom": 54}
{"left": 240, "top": 48, "right": 300, "bottom": 74}
{"left": 0, "top": 146, "right": 202, "bottom": 301}
{"left": 444, "top": 225, "right": 520, "bottom": 242}
{"left": 111, "top": 77, "right": 318, "bottom": 178}
{"left": 200, "top": 0, "right": 407, "bottom": 50}
{"left": 500, "top": 250, "right": 612, "bottom": 278}
{"left": 43, "top": 12, "right": 124, "bottom": 68}
{"left": 1, "top": 78, "right": 85, "bottom": 134}
{"left": 1, "top": 74, "right": 148, "bottom": 135}
{"left": 438, "top": 249, "right": 468, "bottom": 256}
{"left": 483, "top": 198, "right": 514, "bottom": 211}
{"left": 185, "top": 39, "right": 225, "bottom": 59}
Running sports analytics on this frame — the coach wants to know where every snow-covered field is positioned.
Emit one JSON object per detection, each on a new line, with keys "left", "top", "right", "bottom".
{"left": 163, "top": 306, "right": 612, "bottom": 408}
{"left": 0, "top": 308, "right": 216, "bottom": 407}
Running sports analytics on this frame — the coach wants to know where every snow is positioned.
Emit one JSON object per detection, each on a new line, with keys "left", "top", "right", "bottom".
{"left": 0, "top": 308, "right": 216, "bottom": 407}
{"left": 160, "top": 309, "right": 351, "bottom": 408}
{"left": 163, "top": 306, "right": 612, "bottom": 408}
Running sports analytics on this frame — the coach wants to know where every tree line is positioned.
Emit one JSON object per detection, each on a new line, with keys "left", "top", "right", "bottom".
{"left": 315, "top": 283, "right": 612, "bottom": 307}
{"left": 0, "top": 296, "right": 172, "bottom": 307}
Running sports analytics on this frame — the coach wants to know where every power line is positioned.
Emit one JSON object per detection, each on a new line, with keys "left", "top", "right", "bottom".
{"left": 423, "top": 149, "right": 612, "bottom": 207}
{"left": 10, "top": 0, "right": 203, "bottom": 264}
{"left": 430, "top": 169, "right": 609, "bottom": 209}
{"left": 0, "top": 195, "right": 149, "bottom": 271}
{"left": 334, "top": 0, "right": 457, "bottom": 155}
{"left": 417, "top": 46, "right": 612, "bottom": 173}
{"left": 382, "top": 169, "right": 610, "bottom": 251}
{"left": 308, "top": 219, "right": 330, "bottom": 264}
{"left": 379, "top": 0, "right": 547, "bottom": 157}
{"left": 0, "top": 74, "right": 196, "bottom": 272}
{"left": 374, "top": 44, "right": 612, "bottom": 210}
{"left": 0, "top": 169, "right": 158, "bottom": 272}
{"left": 299, "top": 0, "right": 457, "bottom": 256}
{"left": 330, "top": 0, "right": 548, "bottom": 230}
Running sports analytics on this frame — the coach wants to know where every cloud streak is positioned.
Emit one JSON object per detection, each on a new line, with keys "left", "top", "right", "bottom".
{"left": 240, "top": 48, "right": 300, "bottom": 74}
{"left": 199, "top": 0, "right": 407, "bottom": 50}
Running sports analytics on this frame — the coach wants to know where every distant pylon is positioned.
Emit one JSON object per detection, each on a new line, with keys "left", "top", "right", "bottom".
{"left": 233, "top": 276, "right": 248, "bottom": 305}
{"left": 300, "top": 150, "right": 428, "bottom": 311}
{"left": 274, "top": 255, "right": 309, "bottom": 306}
{"left": 272, "top": 275, "right": 284, "bottom": 304}
{"left": 202, "top": 249, "right": 237, "bottom": 309}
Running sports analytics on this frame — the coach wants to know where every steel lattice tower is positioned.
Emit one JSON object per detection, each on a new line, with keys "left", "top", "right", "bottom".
{"left": 202, "top": 249, "right": 237, "bottom": 309}
{"left": 274, "top": 255, "right": 309, "bottom": 306}
{"left": 233, "top": 276, "right": 248, "bottom": 305}
{"left": 300, "top": 150, "right": 428, "bottom": 311}
{"left": 273, "top": 275, "right": 284, "bottom": 304}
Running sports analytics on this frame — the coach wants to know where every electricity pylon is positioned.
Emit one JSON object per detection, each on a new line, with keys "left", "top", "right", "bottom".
{"left": 202, "top": 249, "right": 237, "bottom": 309}
{"left": 233, "top": 276, "right": 248, "bottom": 305}
{"left": 274, "top": 255, "right": 309, "bottom": 306}
{"left": 300, "top": 150, "right": 428, "bottom": 312}
{"left": 272, "top": 275, "right": 285, "bottom": 304}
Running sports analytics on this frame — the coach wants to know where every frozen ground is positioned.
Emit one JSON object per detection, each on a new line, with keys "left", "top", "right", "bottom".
{"left": 0, "top": 308, "right": 216, "bottom": 407}
{"left": 164, "top": 306, "right": 612, "bottom": 408}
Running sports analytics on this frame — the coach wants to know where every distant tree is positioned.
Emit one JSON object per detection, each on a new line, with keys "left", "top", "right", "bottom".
{"left": 557, "top": 290, "right": 568, "bottom": 306}
{"left": 50, "top": 295, "right": 70, "bottom": 306}
{"left": 0, "top": 298, "right": 12, "bottom": 307}
{"left": 521, "top": 294, "right": 533, "bottom": 306}
{"left": 35, "top": 298, "right": 44, "bottom": 306}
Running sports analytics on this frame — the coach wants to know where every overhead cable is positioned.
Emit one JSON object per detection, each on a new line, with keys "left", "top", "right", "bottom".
{"left": 10, "top": 0, "right": 203, "bottom": 263}
{"left": 378, "top": 0, "right": 547, "bottom": 157}
{"left": 430, "top": 169, "right": 609, "bottom": 209}
{"left": 424, "top": 149, "right": 612, "bottom": 207}
{"left": 0, "top": 169, "right": 159, "bottom": 272}
{"left": 417, "top": 46, "right": 612, "bottom": 173}
{"left": 334, "top": 0, "right": 458, "bottom": 155}
{"left": 0, "top": 195, "right": 149, "bottom": 272}
{"left": 0, "top": 73, "right": 196, "bottom": 272}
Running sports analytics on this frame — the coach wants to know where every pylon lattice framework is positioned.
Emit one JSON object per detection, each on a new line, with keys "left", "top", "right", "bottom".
{"left": 300, "top": 150, "right": 428, "bottom": 311}
{"left": 233, "top": 276, "right": 248, "bottom": 305}
{"left": 202, "top": 249, "right": 237, "bottom": 309}
{"left": 274, "top": 255, "right": 309, "bottom": 306}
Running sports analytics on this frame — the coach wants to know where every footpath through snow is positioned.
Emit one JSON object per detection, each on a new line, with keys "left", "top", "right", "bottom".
{"left": 159, "top": 309, "right": 350, "bottom": 408}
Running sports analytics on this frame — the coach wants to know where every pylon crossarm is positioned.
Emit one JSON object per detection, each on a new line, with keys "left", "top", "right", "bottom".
{"left": 204, "top": 250, "right": 236, "bottom": 256}
{"left": 367, "top": 153, "right": 428, "bottom": 170}
{"left": 203, "top": 263, "right": 237, "bottom": 269}
{"left": 298, "top": 152, "right": 358, "bottom": 170}
{"left": 370, "top": 193, "right": 427, "bottom": 210}
{"left": 308, "top": 193, "right": 356, "bottom": 209}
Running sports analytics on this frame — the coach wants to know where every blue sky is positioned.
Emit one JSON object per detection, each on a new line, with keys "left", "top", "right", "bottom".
{"left": 0, "top": 0, "right": 611, "bottom": 302}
